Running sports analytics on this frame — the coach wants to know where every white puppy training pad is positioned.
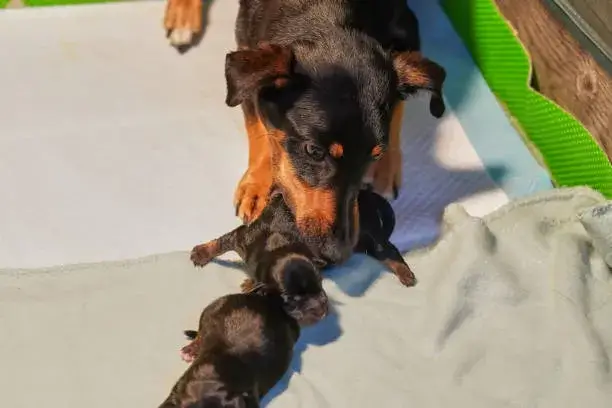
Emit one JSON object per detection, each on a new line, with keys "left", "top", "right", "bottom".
{"left": 0, "top": 0, "right": 551, "bottom": 269}
{"left": 2, "top": 187, "right": 611, "bottom": 408}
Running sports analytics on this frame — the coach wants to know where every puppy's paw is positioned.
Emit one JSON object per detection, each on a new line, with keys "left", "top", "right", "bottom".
{"left": 164, "top": 0, "right": 202, "bottom": 48}
{"left": 190, "top": 241, "right": 217, "bottom": 267}
{"left": 234, "top": 168, "right": 272, "bottom": 224}
{"left": 363, "top": 149, "right": 402, "bottom": 201}
{"left": 180, "top": 340, "right": 199, "bottom": 363}
{"left": 240, "top": 278, "right": 257, "bottom": 293}
{"left": 384, "top": 260, "right": 416, "bottom": 287}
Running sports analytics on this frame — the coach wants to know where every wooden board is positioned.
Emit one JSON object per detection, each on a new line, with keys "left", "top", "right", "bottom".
{"left": 495, "top": 0, "right": 612, "bottom": 161}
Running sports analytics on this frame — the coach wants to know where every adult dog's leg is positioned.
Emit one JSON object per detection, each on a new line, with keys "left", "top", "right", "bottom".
{"left": 234, "top": 101, "right": 273, "bottom": 223}
{"left": 164, "top": 0, "right": 202, "bottom": 47}
{"left": 364, "top": 101, "right": 404, "bottom": 200}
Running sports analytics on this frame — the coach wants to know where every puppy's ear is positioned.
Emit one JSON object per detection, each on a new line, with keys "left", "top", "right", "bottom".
{"left": 392, "top": 51, "right": 446, "bottom": 118}
{"left": 224, "top": 43, "right": 294, "bottom": 107}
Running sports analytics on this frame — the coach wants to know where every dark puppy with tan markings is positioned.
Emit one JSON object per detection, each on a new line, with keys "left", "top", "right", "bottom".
{"left": 355, "top": 188, "right": 415, "bottom": 286}
{"left": 159, "top": 287, "right": 299, "bottom": 408}
{"left": 191, "top": 188, "right": 415, "bottom": 308}
{"left": 191, "top": 190, "right": 330, "bottom": 327}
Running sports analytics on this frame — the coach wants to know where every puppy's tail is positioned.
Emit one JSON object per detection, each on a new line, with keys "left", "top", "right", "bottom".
{"left": 183, "top": 330, "right": 198, "bottom": 340}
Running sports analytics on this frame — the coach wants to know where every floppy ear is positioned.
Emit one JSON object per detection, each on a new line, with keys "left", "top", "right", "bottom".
{"left": 392, "top": 51, "right": 446, "bottom": 118}
{"left": 224, "top": 43, "right": 294, "bottom": 107}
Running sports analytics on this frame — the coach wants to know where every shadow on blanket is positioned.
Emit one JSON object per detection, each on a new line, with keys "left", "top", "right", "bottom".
{"left": 325, "top": 254, "right": 388, "bottom": 297}
{"left": 261, "top": 306, "right": 343, "bottom": 407}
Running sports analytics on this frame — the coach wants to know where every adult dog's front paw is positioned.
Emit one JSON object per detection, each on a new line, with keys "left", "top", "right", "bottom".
{"left": 363, "top": 148, "right": 402, "bottom": 201}
{"left": 234, "top": 166, "right": 272, "bottom": 224}
{"left": 164, "top": 0, "right": 202, "bottom": 48}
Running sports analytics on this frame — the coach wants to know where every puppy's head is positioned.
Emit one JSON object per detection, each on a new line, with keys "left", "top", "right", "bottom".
{"left": 224, "top": 42, "right": 445, "bottom": 247}
{"left": 271, "top": 253, "right": 328, "bottom": 326}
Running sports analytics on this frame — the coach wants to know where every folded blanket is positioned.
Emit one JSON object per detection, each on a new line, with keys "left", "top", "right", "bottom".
{"left": 1, "top": 187, "right": 611, "bottom": 407}
{"left": 403, "top": 186, "right": 612, "bottom": 407}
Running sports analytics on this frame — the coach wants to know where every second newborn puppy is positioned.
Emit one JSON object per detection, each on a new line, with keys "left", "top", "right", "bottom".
{"left": 159, "top": 288, "right": 299, "bottom": 408}
{"left": 355, "top": 189, "right": 416, "bottom": 286}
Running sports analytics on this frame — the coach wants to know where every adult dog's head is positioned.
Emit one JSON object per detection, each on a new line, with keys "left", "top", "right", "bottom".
{"left": 224, "top": 41, "right": 445, "bottom": 249}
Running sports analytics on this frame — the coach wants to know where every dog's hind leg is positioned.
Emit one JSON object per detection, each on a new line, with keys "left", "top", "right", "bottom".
{"left": 356, "top": 232, "right": 416, "bottom": 287}
{"left": 363, "top": 101, "right": 404, "bottom": 201}
{"left": 377, "top": 241, "right": 416, "bottom": 287}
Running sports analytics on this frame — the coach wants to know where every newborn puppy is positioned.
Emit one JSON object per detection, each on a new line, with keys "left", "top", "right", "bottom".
{"left": 192, "top": 191, "right": 329, "bottom": 327}
{"left": 242, "top": 242, "right": 329, "bottom": 327}
{"left": 252, "top": 244, "right": 328, "bottom": 326}
{"left": 159, "top": 288, "right": 299, "bottom": 408}
{"left": 355, "top": 189, "right": 415, "bottom": 286}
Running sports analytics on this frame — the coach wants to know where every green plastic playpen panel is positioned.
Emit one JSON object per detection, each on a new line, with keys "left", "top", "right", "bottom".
{"left": 442, "top": 0, "right": 612, "bottom": 198}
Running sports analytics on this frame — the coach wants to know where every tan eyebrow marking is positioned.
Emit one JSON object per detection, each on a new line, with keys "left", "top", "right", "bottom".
{"left": 329, "top": 143, "right": 344, "bottom": 159}
{"left": 371, "top": 145, "right": 384, "bottom": 159}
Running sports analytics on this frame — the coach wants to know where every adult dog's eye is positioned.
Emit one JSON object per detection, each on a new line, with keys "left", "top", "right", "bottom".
{"left": 303, "top": 142, "right": 326, "bottom": 161}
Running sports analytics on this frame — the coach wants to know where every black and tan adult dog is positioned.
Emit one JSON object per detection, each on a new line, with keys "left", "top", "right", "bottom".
{"left": 165, "top": 0, "right": 446, "bottom": 266}
{"left": 159, "top": 288, "right": 299, "bottom": 408}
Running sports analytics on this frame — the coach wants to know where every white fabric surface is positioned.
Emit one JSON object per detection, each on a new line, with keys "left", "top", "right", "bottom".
{"left": 0, "top": 1, "right": 509, "bottom": 269}
{"left": 2, "top": 187, "right": 611, "bottom": 408}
